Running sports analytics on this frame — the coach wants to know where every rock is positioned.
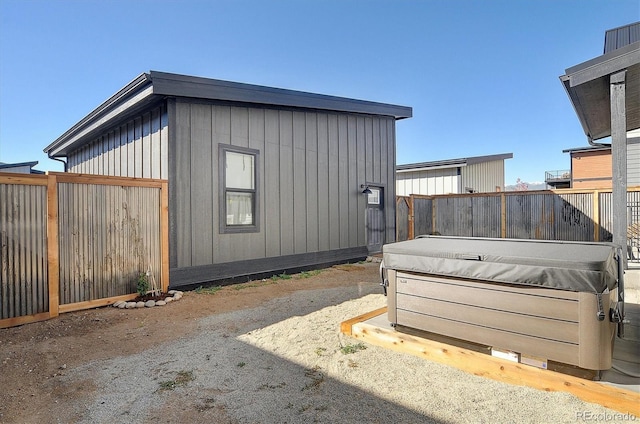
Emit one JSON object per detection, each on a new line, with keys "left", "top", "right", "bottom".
{"left": 113, "top": 301, "right": 124, "bottom": 307}
{"left": 136, "top": 302, "right": 145, "bottom": 308}
{"left": 164, "top": 297, "right": 173, "bottom": 303}
{"left": 156, "top": 300, "right": 166, "bottom": 306}
{"left": 144, "top": 300, "right": 156, "bottom": 307}
{"left": 168, "top": 290, "right": 177, "bottom": 295}
{"left": 173, "top": 293, "right": 183, "bottom": 300}
{"left": 125, "top": 302, "right": 136, "bottom": 309}
{"left": 117, "top": 302, "right": 126, "bottom": 309}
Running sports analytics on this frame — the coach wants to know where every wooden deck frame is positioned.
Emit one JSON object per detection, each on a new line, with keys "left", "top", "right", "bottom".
{"left": 341, "top": 308, "right": 640, "bottom": 417}
{"left": 0, "top": 172, "right": 169, "bottom": 328}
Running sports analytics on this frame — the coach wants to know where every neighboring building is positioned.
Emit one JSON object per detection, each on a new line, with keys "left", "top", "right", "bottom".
{"left": 396, "top": 153, "right": 512, "bottom": 196}
{"left": 560, "top": 21, "right": 639, "bottom": 264}
{"left": 545, "top": 129, "right": 640, "bottom": 190}
{"left": 0, "top": 161, "right": 44, "bottom": 174}
{"left": 43, "top": 71, "right": 412, "bottom": 288}
{"left": 563, "top": 146, "right": 613, "bottom": 189}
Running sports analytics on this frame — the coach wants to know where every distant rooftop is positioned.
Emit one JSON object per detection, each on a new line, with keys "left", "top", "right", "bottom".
{"left": 604, "top": 22, "right": 640, "bottom": 53}
{"left": 397, "top": 153, "right": 513, "bottom": 172}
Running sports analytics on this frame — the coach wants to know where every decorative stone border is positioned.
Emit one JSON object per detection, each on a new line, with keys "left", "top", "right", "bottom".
{"left": 112, "top": 290, "right": 184, "bottom": 309}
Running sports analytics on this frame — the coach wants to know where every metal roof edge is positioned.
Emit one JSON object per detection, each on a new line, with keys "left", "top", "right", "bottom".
{"left": 0, "top": 161, "right": 39, "bottom": 169}
{"left": 563, "top": 41, "right": 640, "bottom": 87}
{"left": 148, "top": 70, "right": 412, "bottom": 119}
{"left": 562, "top": 146, "right": 611, "bottom": 153}
{"left": 44, "top": 73, "right": 153, "bottom": 156}
{"left": 397, "top": 152, "right": 513, "bottom": 171}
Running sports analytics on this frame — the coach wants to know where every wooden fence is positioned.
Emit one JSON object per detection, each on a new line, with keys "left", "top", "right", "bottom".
{"left": 397, "top": 187, "right": 640, "bottom": 261}
{"left": 0, "top": 172, "right": 169, "bottom": 328}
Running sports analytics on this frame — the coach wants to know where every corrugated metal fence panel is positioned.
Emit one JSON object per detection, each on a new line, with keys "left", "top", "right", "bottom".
{"left": 599, "top": 191, "right": 614, "bottom": 242}
{"left": 434, "top": 196, "right": 474, "bottom": 236}
{"left": 471, "top": 195, "right": 502, "bottom": 237}
{"left": 57, "top": 183, "right": 161, "bottom": 304}
{"left": 505, "top": 192, "right": 594, "bottom": 240}
{"left": 396, "top": 196, "right": 410, "bottom": 241}
{"left": 553, "top": 192, "right": 594, "bottom": 241}
{"left": 0, "top": 183, "right": 48, "bottom": 319}
{"left": 413, "top": 196, "right": 433, "bottom": 236}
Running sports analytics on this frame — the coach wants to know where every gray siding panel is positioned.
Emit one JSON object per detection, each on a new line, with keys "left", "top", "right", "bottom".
{"left": 305, "top": 113, "right": 319, "bottom": 252}
{"left": 175, "top": 103, "right": 192, "bottom": 267}
{"left": 317, "top": 114, "right": 330, "bottom": 252}
{"left": 68, "top": 99, "right": 399, "bottom": 272}
{"left": 328, "top": 114, "right": 340, "bottom": 249}
{"left": 293, "top": 112, "right": 307, "bottom": 254}
{"left": 190, "top": 103, "right": 213, "bottom": 266}
{"left": 68, "top": 104, "right": 168, "bottom": 180}
{"left": 356, "top": 116, "right": 367, "bottom": 246}
{"left": 265, "top": 109, "right": 281, "bottom": 257}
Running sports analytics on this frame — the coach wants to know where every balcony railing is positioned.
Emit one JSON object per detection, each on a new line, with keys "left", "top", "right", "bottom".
{"left": 545, "top": 170, "right": 571, "bottom": 181}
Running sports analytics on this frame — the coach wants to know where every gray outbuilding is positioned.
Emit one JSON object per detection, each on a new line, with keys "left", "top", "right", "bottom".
{"left": 44, "top": 71, "right": 412, "bottom": 288}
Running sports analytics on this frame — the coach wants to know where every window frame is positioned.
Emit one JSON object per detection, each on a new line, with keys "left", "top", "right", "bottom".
{"left": 218, "top": 144, "right": 260, "bottom": 234}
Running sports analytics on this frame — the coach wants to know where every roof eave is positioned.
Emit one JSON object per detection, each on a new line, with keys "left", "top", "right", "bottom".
{"left": 560, "top": 41, "right": 640, "bottom": 141}
{"left": 44, "top": 73, "right": 154, "bottom": 157}
{"left": 148, "top": 71, "right": 412, "bottom": 119}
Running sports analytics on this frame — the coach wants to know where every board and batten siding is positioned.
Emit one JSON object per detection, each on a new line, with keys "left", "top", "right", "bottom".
{"left": 396, "top": 168, "right": 459, "bottom": 196}
{"left": 68, "top": 104, "right": 169, "bottom": 179}
{"left": 171, "top": 100, "right": 395, "bottom": 269}
{"left": 460, "top": 160, "right": 505, "bottom": 193}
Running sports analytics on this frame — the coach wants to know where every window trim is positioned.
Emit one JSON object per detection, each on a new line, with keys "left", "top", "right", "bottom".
{"left": 218, "top": 144, "right": 260, "bottom": 234}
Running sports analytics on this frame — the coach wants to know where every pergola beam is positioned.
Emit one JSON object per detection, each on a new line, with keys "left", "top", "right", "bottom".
{"left": 610, "top": 70, "right": 627, "bottom": 269}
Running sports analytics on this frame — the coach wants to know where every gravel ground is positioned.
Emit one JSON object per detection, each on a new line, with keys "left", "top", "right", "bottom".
{"left": 54, "top": 279, "right": 631, "bottom": 423}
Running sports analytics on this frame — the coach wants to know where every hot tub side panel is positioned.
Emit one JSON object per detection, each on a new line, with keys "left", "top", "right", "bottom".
{"left": 387, "top": 271, "right": 616, "bottom": 370}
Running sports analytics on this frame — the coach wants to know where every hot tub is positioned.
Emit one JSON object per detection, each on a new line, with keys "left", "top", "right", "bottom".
{"left": 381, "top": 236, "right": 625, "bottom": 371}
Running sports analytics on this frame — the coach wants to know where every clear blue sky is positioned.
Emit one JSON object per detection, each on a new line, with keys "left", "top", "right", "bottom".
{"left": 0, "top": 0, "right": 638, "bottom": 184}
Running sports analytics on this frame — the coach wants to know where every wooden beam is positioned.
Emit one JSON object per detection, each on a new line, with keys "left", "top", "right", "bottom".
{"left": 160, "top": 181, "right": 170, "bottom": 292}
{"left": 0, "top": 312, "right": 52, "bottom": 329}
{"left": 46, "top": 174, "right": 59, "bottom": 319}
{"left": 341, "top": 310, "right": 640, "bottom": 416}
{"left": 610, "top": 70, "right": 627, "bottom": 269}
{"left": 58, "top": 293, "right": 138, "bottom": 313}
{"left": 340, "top": 307, "right": 387, "bottom": 335}
{"left": 0, "top": 173, "right": 48, "bottom": 186}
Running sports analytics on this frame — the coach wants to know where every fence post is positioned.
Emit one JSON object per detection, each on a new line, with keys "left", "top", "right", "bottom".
{"left": 431, "top": 196, "right": 437, "bottom": 236}
{"left": 160, "top": 181, "right": 170, "bottom": 292}
{"left": 408, "top": 195, "right": 415, "bottom": 240}
{"left": 46, "top": 174, "right": 59, "bottom": 318}
{"left": 593, "top": 190, "right": 600, "bottom": 242}
{"left": 501, "top": 192, "right": 507, "bottom": 238}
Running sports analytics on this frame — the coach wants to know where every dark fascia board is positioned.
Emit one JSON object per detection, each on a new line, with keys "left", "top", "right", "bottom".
{"left": 560, "top": 41, "right": 640, "bottom": 141}
{"left": 44, "top": 73, "right": 154, "bottom": 157}
{"left": 397, "top": 153, "right": 513, "bottom": 172}
{"left": 44, "top": 71, "right": 412, "bottom": 157}
{"left": 0, "top": 161, "right": 39, "bottom": 169}
{"left": 562, "top": 146, "right": 611, "bottom": 154}
{"left": 148, "top": 71, "right": 412, "bottom": 120}
{"left": 563, "top": 41, "right": 639, "bottom": 87}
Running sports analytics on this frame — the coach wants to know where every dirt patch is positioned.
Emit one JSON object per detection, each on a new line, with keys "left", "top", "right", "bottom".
{"left": 1, "top": 261, "right": 625, "bottom": 423}
{"left": 0, "top": 262, "right": 379, "bottom": 423}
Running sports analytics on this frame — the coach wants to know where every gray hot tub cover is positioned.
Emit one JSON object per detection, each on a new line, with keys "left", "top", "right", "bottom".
{"left": 382, "top": 236, "right": 619, "bottom": 293}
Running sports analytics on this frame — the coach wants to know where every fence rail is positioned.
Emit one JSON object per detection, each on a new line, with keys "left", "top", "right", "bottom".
{"left": 0, "top": 172, "right": 169, "bottom": 328}
{"left": 397, "top": 187, "right": 640, "bottom": 263}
